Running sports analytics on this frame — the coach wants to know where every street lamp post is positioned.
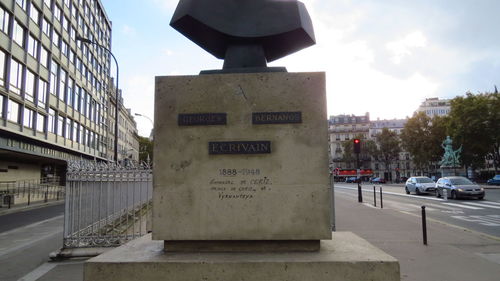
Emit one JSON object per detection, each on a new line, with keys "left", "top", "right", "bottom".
{"left": 134, "top": 113, "right": 154, "bottom": 139}
{"left": 76, "top": 35, "right": 120, "bottom": 163}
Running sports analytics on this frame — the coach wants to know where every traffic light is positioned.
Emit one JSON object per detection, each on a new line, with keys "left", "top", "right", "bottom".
{"left": 353, "top": 139, "right": 361, "bottom": 154}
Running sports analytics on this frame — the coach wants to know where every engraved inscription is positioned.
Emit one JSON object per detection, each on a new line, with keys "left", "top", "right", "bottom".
{"left": 178, "top": 113, "right": 226, "bottom": 126}
{"left": 253, "top": 111, "right": 302, "bottom": 124}
{"left": 208, "top": 168, "right": 273, "bottom": 200}
{"left": 209, "top": 141, "right": 271, "bottom": 154}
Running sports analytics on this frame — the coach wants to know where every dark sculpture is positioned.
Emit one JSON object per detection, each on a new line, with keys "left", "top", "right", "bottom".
{"left": 170, "top": 0, "right": 315, "bottom": 72}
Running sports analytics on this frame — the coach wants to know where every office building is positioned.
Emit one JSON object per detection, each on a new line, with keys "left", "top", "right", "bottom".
{"left": 0, "top": 0, "right": 135, "bottom": 182}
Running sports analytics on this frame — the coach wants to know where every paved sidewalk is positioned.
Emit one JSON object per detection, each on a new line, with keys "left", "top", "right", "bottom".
{"left": 335, "top": 194, "right": 500, "bottom": 281}
{"left": 0, "top": 200, "right": 64, "bottom": 216}
{"left": 17, "top": 194, "right": 500, "bottom": 281}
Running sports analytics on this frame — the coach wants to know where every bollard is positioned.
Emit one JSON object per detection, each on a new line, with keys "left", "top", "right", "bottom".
{"left": 8, "top": 195, "right": 11, "bottom": 209}
{"left": 357, "top": 182, "right": 363, "bottom": 203}
{"left": 380, "top": 186, "right": 383, "bottom": 209}
{"left": 373, "top": 185, "right": 377, "bottom": 207}
{"left": 443, "top": 189, "right": 448, "bottom": 201}
{"left": 421, "top": 206, "right": 427, "bottom": 245}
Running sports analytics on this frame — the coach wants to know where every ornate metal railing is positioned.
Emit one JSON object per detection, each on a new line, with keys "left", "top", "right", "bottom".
{"left": 63, "top": 161, "right": 152, "bottom": 248}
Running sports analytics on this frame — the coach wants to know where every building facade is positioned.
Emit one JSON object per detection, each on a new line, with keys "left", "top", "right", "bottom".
{"left": 416, "top": 97, "right": 451, "bottom": 117}
{"left": 369, "top": 118, "right": 412, "bottom": 181}
{"left": 0, "top": 0, "right": 136, "bottom": 182}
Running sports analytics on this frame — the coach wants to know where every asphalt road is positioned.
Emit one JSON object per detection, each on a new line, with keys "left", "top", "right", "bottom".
{"left": 0, "top": 204, "right": 64, "bottom": 281}
{"left": 0, "top": 203, "right": 64, "bottom": 233}
{"left": 335, "top": 183, "right": 500, "bottom": 238}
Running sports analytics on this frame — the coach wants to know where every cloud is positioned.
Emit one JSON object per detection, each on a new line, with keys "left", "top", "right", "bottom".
{"left": 386, "top": 31, "right": 427, "bottom": 64}
{"left": 150, "top": 0, "right": 177, "bottom": 14}
{"left": 121, "top": 24, "right": 136, "bottom": 36}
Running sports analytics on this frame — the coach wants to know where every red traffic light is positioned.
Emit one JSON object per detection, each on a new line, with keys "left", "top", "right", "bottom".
{"left": 353, "top": 139, "right": 361, "bottom": 154}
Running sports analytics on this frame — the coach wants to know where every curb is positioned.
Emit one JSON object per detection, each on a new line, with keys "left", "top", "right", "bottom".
{"left": 0, "top": 200, "right": 65, "bottom": 216}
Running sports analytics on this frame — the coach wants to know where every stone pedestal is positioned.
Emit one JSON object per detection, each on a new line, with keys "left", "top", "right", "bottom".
{"left": 83, "top": 71, "right": 400, "bottom": 281}
{"left": 153, "top": 72, "right": 331, "bottom": 242}
{"left": 84, "top": 232, "right": 400, "bottom": 281}
{"left": 440, "top": 166, "right": 462, "bottom": 177}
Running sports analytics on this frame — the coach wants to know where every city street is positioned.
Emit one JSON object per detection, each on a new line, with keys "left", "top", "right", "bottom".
{"left": 335, "top": 183, "right": 500, "bottom": 238}
{"left": 0, "top": 203, "right": 65, "bottom": 281}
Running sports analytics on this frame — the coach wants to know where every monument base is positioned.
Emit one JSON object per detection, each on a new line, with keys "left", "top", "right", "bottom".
{"left": 440, "top": 167, "right": 463, "bottom": 177}
{"left": 84, "top": 232, "right": 400, "bottom": 281}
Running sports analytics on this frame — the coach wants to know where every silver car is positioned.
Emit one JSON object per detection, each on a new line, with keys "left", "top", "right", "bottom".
{"left": 435, "top": 176, "right": 485, "bottom": 200}
{"left": 405, "top": 176, "right": 436, "bottom": 195}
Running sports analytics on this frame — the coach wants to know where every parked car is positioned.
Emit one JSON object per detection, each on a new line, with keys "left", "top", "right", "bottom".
{"left": 405, "top": 176, "right": 435, "bottom": 195}
{"left": 435, "top": 176, "right": 485, "bottom": 200}
{"left": 487, "top": 175, "right": 500, "bottom": 186}
{"left": 345, "top": 177, "right": 358, "bottom": 183}
{"left": 370, "top": 177, "right": 386, "bottom": 184}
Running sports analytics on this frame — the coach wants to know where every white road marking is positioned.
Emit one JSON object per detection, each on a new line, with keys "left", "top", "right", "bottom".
{"left": 442, "top": 202, "right": 483, "bottom": 210}
{"left": 16, "top": 262, "right": 57, "bottom": 281}
{"left": 451, "top": 215, "right": 500, "bottom": 226}
{"left": 463, "top": 202, "right": 500, "bottom": 209}
{"left": 482, "top": 201, "right": 500, "bottom": 206}
{"left": 335, "top": 185, "right": 445, "bottom": 202}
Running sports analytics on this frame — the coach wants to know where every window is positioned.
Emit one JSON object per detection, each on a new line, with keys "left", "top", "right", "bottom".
{"left": 0, "top": 6, "right": 10, "bottom": 34}
{"left": 0, "top": 50, "right": 5, "bottom": 86}
{"left": 0, "top": 95, "right": 3, "bottom": 118}
{"left": 66, "top": 118, "right": 72, "bottom": 140}
{"left": 63, "top": 16, "right": 69, "bottom": 31}
{"left": 37, "top": 113, "right": 46, "bottom": 132}
{"left": 50, "top": 59, "right": 58, "bottom": 96}
{"left": 59, "top": 68, "right": 66, "bottom": 101}
{"left": 27, "top": 34, "right": 38, "bottom": 59}
{"left": 7, "top": 99, "right": 20, "bottom": 123}
{"left": 25, "top": 69, "right": 35, "bottom": 102}
{"left": 40, "top": 47, "right": 49, "bottom": 68}
{"left": 42, "top": 18, "right": 51, "bottom": 36}
{"left": 38, "top": 79, "right": 47, "bottom": 107}
{"left": 48, "top": 108, "right": 55, "bottom": 133}
{"left": 13, "top": 21, "right": 25, "bottom": 47}
{"left": 80, "top": 89, "right": 86, "bottom": 115}
{"left": 29, "top": 4, "right": 40, "bottom": 24}
{"left": 16, "top": 0, "right": 27, "bottom": 11}
{"left": 74, "top": 85, "right": 81, "bottom": 111}
{"left": 44, "top": 0, "right": 51, "bottom": 8}
{"left": 57, "top": 115, "right": 64, "bottom": 136}
{"left": 80, "top": 126, "right": 85, "bottom": 144}
{"left": 54, "top": 5, "right": 62, "bottom": 22}
{"left": 23, "top": 107, "right": 34, "bottom": 128}
{"left": 66, "top": 77, "right": 74, "bottom": 106}
{"left": 52, "top": 30, "right": 60, "bottom": 48}
{"left": 9, "top": 59, "right": 23, "bottom": 94}
{"left": 61, "top": 40, "right": 68, "bottom": 57}
{"left": 72, "top": 121, "right": 77, "bottom": 141}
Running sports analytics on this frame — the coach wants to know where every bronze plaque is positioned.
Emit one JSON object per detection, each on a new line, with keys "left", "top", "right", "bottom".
{"left": 209, "top": 141, "right": 271, "bottom": 154}
{"left": 178, "top": 113, "right": 227, "bottom": 126}
{"left": 252, "top": 112, "right": 302, "bottom": 124}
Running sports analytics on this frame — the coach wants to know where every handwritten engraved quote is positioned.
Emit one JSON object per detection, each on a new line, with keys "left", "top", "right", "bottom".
{"left": 209, "top": 168, "right": 272, "bottom": 200}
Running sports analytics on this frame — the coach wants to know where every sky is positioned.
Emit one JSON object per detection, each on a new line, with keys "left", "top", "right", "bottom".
{"left": 100, "top": 0, "right": 500, "bottom": 137}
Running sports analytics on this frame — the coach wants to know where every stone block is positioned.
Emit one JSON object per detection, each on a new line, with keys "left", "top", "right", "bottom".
{"left": 153, "top": 72, "right": 331, "bottom": 241}
{"left": 84, "top": 232, "right": 400, "bottom": 281}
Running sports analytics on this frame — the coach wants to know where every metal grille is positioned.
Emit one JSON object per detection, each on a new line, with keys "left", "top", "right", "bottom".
{"left": 0, "top": 177, "right": 64, "bottom": 208}
{"left": 63, "top": 161, "right": 152, "bottom": 248}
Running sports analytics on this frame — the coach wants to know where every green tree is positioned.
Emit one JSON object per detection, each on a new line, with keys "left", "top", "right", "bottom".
{"left": 138, "top": 136, "right": 153, "bottom": 164}
{"left": 448, "top": 92, "right": 500, "bottom": 171}
{"left": 341, "top": 136, "right": 377, "bottom": 169}
{"left": 400, "top": 112, "right": 449, "bottom": 173}
{"left": 374, "top": 128, "right": 401, "bottom": 179}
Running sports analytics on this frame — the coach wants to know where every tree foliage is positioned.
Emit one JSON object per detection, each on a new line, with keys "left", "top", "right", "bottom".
{"left": 138, "top": 136, "right": 153, "bottom": 164}
{"left": 400, "top": 112, "right": 448, "bottom": 172}
{"left": 448, "top": 92, "right": 500, "bottom": 170}
{"left": 374, "top": 128, "right": 401, "bottom": 173}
